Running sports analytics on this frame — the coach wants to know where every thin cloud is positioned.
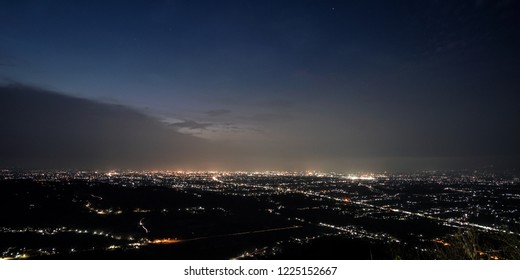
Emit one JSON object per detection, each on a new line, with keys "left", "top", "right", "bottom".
{"left": 248, "top": 113, "right": 292, "bottom": 123}
{"left": 205, "top": 109, "right": 231, "bottom": 117}
{"left": 168, "top": 120, "right": 213, "bottom": 130}
{"left": 0, "top": 83, "right": 209, "bottom": 170}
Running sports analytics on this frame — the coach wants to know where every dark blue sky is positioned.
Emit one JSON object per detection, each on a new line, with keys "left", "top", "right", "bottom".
{"left": 1, "top": 0, "right": 519, "bottom": 171}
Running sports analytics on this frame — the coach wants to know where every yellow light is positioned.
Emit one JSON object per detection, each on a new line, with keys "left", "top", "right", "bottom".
{"left": 433, "top": 239, "right": 450, "bottom": 246}
{"left": 151, "top": 238, "right": 180, "bottom": 244}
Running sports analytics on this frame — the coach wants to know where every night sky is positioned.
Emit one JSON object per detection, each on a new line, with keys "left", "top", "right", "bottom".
{"left": 1, "top": 0, "right": 519, "bottom": 171}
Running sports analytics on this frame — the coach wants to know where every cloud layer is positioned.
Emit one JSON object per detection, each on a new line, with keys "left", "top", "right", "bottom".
{"left": 1, "top": 83, "right": 520, "bottom": 172}
{"left": 0, "top": 84, "right": 209, "bottom": 170}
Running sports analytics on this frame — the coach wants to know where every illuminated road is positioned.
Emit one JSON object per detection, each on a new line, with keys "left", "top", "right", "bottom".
{"left": 214, "top": 175, "right": 519, "bottom": 236}
{"left": 303, "top": 189, "right": 520, "bottom": 236}
{"left": 139, "top": 218, "right": 149, "bottom": 234}
{"left": 90, "top": 194, "right": 103, "bottom": 200}
{"left": 212, "top": 176, "right": 224, "bottom": 183}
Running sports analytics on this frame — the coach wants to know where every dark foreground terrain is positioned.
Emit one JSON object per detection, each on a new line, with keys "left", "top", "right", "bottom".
{"left": 1, "top": 170, "right": 519, "bottom": 259}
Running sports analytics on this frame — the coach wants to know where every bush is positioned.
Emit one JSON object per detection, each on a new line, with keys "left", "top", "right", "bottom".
{"left": 432, "top": 229, "right": 520, "bottom": 260}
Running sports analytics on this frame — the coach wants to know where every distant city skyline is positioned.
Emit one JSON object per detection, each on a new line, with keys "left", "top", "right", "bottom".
{"left": 1, "top": 0, "right": 520, "bottom": 171}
